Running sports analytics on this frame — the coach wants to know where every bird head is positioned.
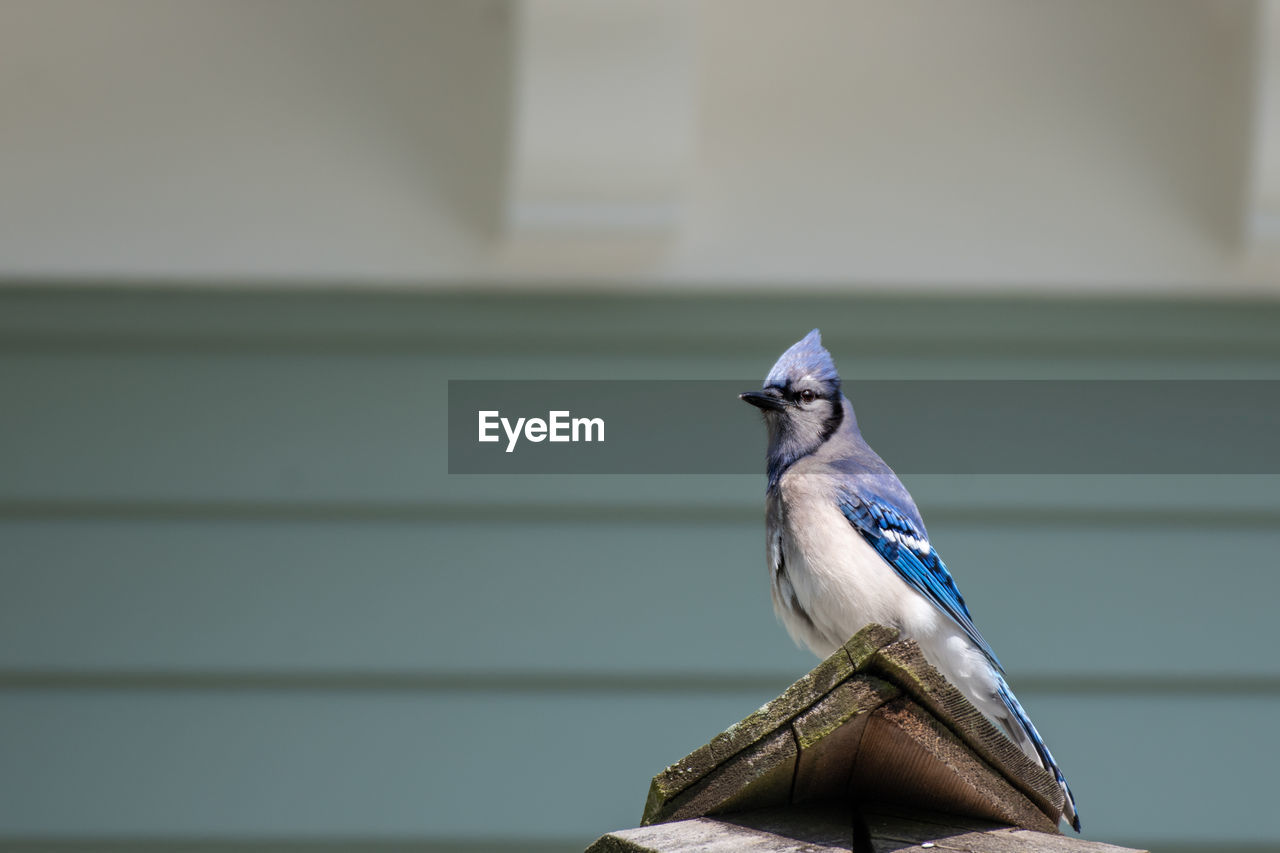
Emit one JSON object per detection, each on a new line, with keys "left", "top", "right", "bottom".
{"left": 741, "top": 329, "right": 846, "bottom": 469}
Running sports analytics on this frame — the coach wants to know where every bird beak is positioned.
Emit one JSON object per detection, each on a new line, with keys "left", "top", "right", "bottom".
{"left": 740, "top": 389, "right": 787, "bottom": 411}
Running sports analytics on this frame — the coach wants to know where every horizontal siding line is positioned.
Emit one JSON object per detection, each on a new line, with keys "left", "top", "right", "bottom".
{"left": 0, "top": 500, "right": 1278, "bottom": 528}
{"left": 0, "top": 841, "right": 1267, "bottom": 853}
{"left": 1, "top": 670, "right": 1277, "bottom": 698}
{"left": 0, "top": 839, "right": 576, "bottom": 852}
{"left": 0, "top": 670, "right": 787, "bottom": 695}
{"left": 0, "top": 838, "right": 1264, "bottom": 852}
{"left": 3, "top": 333, "right": 1280, "bottom": 359}
{"left": 1, "top": 285, "right": 1279, "bottom": 334}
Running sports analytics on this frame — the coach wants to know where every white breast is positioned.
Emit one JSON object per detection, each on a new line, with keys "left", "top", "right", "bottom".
{"left": 769, "top": 470, "right": 1007, "bottom": 733}
{"left": 773, "top": 488, "right": 936, "bottom": 657}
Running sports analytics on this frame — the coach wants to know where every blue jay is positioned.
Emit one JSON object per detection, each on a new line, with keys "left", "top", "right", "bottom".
{"left": 740, "top": 329, "right": 1080, "bottom": 832}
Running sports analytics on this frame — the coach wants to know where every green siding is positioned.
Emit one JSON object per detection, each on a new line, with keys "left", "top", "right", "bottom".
{"left": 3, "top": 517, "right": 1279, "bottom": 681}
{"left": 1, "top": 289, "right": 1277, "bottom": 852}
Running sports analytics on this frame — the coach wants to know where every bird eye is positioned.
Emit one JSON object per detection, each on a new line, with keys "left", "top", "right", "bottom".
{"left": 799, "top": 389, "right": 816, "bottom": 404}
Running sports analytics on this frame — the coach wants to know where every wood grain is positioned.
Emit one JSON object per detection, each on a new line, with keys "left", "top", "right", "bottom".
{"left": 870, "top": 639, "right": 1064, "bottom": 815}
{"left": 591, "top": 804, "right": 1146, "bottom": 852}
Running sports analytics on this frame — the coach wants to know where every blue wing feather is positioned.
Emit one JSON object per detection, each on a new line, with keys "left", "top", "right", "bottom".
{"left": 837, "top": 491, "right": 1003, "bottom": 673}
{"left": 996, "top": 677, "right": 1082, "bottom": 832}
{"left": 837, "top": 491, "right": 1080, "bottom": 830}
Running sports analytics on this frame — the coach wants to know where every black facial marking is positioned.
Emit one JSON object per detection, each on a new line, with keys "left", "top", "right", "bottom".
{"left": 817, "top": 395, "right": 844, "bottom": 444}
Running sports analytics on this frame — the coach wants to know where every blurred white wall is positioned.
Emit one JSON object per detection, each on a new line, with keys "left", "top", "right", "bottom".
{"left": 0, "top": 0, "right": 1275, "bottom": 292}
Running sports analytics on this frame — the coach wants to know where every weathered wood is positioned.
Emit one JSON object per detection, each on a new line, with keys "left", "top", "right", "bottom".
{"left": 591, "top": 805, "right": 853, "bottom": 853}
{"left": 643, "top": 624, "right": 1070, "bottom": 831}
{"left": 644, "top": 630, "right": 892, "bottom": 824}
{"left": 592, "top": 804, "right": 856, "bottom": 852}
{"left": 871, "top": 639, "right": 1063, "bottom": 815}
{"left": 841, "top": 623, "right": 904, "bottom": 672}
{"left": 589, "top": 804, "right": 1147, "bottom": 852}
{"left": 705, "top": 631, "right": 870, "bottom": 764}
{"left": 586, "top": 817, "right": 843, "bottom": 852}
{"left": 648, "top": 727, "right": 799, "bottom": 824}
{"left": 792, "top": 676, "right": 899, "bottom": 804}
{"left": 852, "top": 697, "right": 1058, "bottom": 834}
{"left": 862, "top": 806, "right": 1143, "bottom": 852}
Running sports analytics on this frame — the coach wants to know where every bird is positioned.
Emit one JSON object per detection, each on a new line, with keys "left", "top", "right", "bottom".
{"left": 740, "top": 328, "right": 1080, "bottom": 832}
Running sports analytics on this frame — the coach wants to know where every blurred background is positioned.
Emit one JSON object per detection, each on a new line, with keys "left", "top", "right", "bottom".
{"left": 2, "top": 1, "right": 1279, "bottom": 851}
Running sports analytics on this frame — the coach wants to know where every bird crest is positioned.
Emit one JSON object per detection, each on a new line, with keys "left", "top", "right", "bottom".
{"left": 765, "top": 328, "right": 840, "bottom": 388}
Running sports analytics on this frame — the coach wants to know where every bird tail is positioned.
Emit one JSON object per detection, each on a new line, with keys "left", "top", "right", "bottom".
{"left": 996, "top": 677, "right": 1081, "bottom": 832}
